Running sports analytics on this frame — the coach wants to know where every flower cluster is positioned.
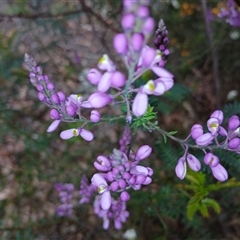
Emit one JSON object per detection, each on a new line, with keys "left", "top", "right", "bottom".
{"left": 94, "top": 195, "right": 129, "bottom": 230}
{"left": 154, "top": 19, "right": 170, "bottom": 67}
{"left": 91, "top": 145, "right": 153, "bottom": 210}
{"left": 175, "top": 110, "right": 240, "bottom": 182}
{"left": 213, "top": 0, "right": 240, "bottom": 27}
{"left": 54, "top": 183, "right": 74, "bottom": 217}
{"left": 24, "top": 54, "right": 100, "bottom": 141}
{"left": 79, "top": 175, "right": 97, "bottom": 204}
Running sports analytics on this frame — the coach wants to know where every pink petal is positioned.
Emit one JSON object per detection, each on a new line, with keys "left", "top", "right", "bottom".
{"left": 91, "top": 173, "right": 107, "bottom": 186}
{"left": 98, "top": 72, "right": 112, "bottom": 92}
{"left": 47, "top": 120, "right": 61, "bottom": 132}
{"left": 132, "top": 91, "right": 148, "bottom": 117}
{"left": 101, "top": 191, "right": 111, "bottom": 210}
{"left": 151, "top": 66, "right": 174, "bottom": 78}
{"left": 60, "top": 129, "right": 78, "bottom": 140}
{"left": 79, "top": 129, "right": 94, "bottom": 141}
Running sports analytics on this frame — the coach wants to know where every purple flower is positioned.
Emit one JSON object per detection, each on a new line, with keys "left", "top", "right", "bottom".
{"left": 86, "top": 92, "right": 112, "bottom": 108}
{"left": 87, "top": 68, "right": 102, "bottom": 85}
{"left": 60, "top": 128, "right": 94, "bottom": 141}
{"left": 135, "top": 145, "right": 152, "bottom": 161}
{"left": 228, "top": 115, "right": 240, "bottom": 131}
{"left": 91, "top": 174, "right": 111, "bottom": 210}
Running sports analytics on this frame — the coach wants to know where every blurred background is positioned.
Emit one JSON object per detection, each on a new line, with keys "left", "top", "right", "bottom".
{"left": 1, "top": 0, "right": 240, "bottom": 239}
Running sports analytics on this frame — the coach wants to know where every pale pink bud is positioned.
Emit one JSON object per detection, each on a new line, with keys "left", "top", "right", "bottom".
{"left": 142, "top": 17, "right": 155, "bottom": 33}
{"left": 88, "top": 92, "right": 112, "bottom": 108}
{"left": 228, "top": 115, "right": 240, "bottom": 131}
{"left": 211, "top": 163, "right": 228, "bottom": 181}
{"left": 110, "top": 71, "right": 126, "bottom": 88}
{"left": 191, "top": 124, "right": 203, "bottom": 140}
{"left": 121, "top": 13, "right": 135, "bottom": 30}
{"left": 50, "top": 109, "right": 60, "bottom": 119}
{"left": 131, "top": 33, "right": 144, "bottom": 52}
{"left": 113, "top": 33, "right": 128, "bottom": 55}
{"left": 175, "top": 157, "right": 187, "bottom": 180}
{"left": 142, "top": 47, "right": 156, "bottom": 67}
{"left": 210, "top": 110, "right": 224, "bottom": 124}
{"left": 90, "top": 110, "right": 101, "bottom": 122}
{"left": 228, "top": 137, "right": 240, "bottom": 149}
{"left": 204, "top": 153, "right": 219, "bottom": 167}
{"left": 137, "top": 5, "right": 149, "bottom": 18}
{"left": 186, "top": 154, "right": 201, "bottom": 172}
{"left": 87, "top": 68, "right": 102, "bottom": 85}
{"left": 135, "top": 145, "right": 152, "bottom": 161}
{"left": 132, "top": 91, "right": 148, "bottom": 117}
{"left": 120, "top": 191, "right": 130, "bottom": 201}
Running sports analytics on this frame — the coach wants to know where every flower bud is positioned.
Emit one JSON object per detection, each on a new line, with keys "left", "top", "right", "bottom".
{"left": 131, "top": 33, "right": 144, "bottom": 52}
{"left": 110, "top": 181, "right": 118, "bottom": 191}
{"left": 196, "top": 133, "right": 214, "bottom": 146}
{"left": 111, "top": 71, "right": 126, "bottom": 88}
{"left": 135, "top": 145, "right": 152, "bottom": 161}
{"left": 175, "top": 157, "right": 186, "bottom": 180}
{"left": 87, "top": 68, "right": 102, "bottom": 85}
{"left": 57, "top": 91, "right": 66, "bottom": 102}
{"left": 113, "top": 33, "right": 128, "bottom": 55}
{"left": 228, "top": 115, "right": 240, "bottom": 131}
{"left": 210, "top": 110, "right": 223, "bottom": 124}
{"left": 228, "top": 137, "right": 240, "bottom": 149}
{"left": 191, "top": 124, "right": 203, "bottom": 140}
{"left": 211, "top": 163, "right": 228, "bottom": 181}
{"left": 142, "top": 47, "right": 156, "bottom": 67}
{"left": 204, "top": 153, "right": 219, "bottom": 167}
{"left": 142, "top": 17, "right": 155, "bottom": 34}
{"left": 187, "top": 154, "right": 201, "bottom": 172}
{"left": 90, "top": 110, "right": 101, "bottom": 122}
{"left": 38, "top": 92, "right": 45, "bottom": 101}
{"left": 121, "top": 13, "right": 135, "bottom": 30}
{"left": 120, "top": 191, "right": 130, "bottom": 201}
{"left": 47, "top": 82, "right": 54, "bottom": 91}
{"left": 50, "top": 109, "right": 60, "bottom": 119}
{"left": 137, "top": 5, "right": 149, "bottom": 18}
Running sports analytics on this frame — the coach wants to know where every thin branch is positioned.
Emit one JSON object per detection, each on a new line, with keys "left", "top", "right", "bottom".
{"left": 0, "top": 10, "right": 82, "bottom": 19}
{"left": 78, "top": 0, "right": 119, "bottom": 33}
{"left": 201, "top": 0, "right": 221, "bottom": 109}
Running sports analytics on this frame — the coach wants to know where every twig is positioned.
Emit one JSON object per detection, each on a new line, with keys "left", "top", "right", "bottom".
{"left": 201, "top": 0, "right": 221, "bottom": 109}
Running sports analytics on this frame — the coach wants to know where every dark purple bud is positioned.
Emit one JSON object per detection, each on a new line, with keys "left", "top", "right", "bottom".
{"left": 228, "top": 137, "right": 240, "bottom": 149}
{"left": 120, "top": 191, "right": 130, "bottom": 201}
{"left": 228, "top": 115, "right": 240, "bottom": 131}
